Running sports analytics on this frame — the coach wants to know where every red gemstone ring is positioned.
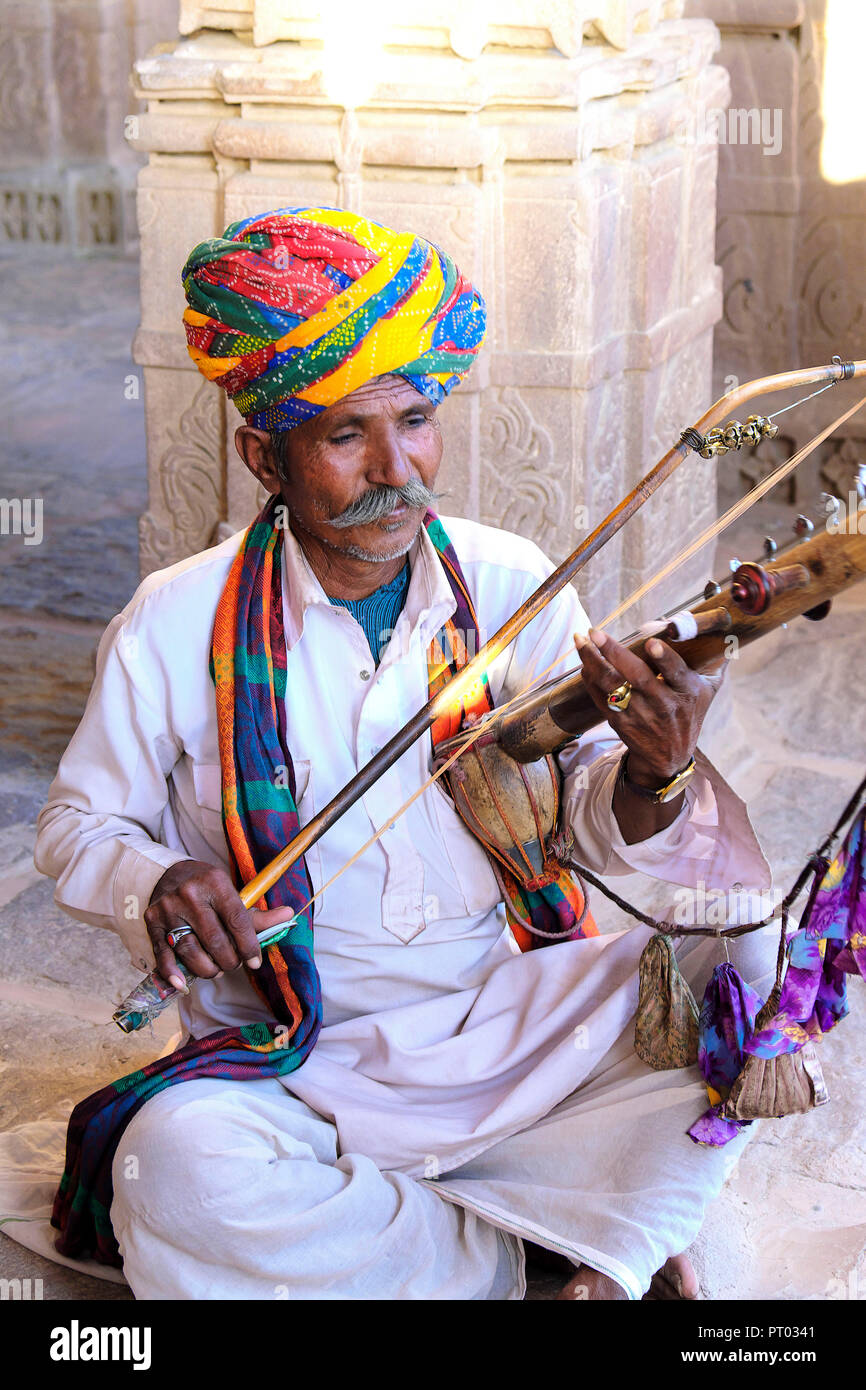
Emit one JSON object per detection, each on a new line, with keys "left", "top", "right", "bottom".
{"left": 166, "top": 925, "right": 195, "bottom": 949}
{"left": 606, "top": 680, "right": 633, "bottom": 712}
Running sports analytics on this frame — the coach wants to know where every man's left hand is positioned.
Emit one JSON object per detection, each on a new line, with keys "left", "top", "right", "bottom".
{"left": 574, "top": 627, "right": 725, "bottom": 783}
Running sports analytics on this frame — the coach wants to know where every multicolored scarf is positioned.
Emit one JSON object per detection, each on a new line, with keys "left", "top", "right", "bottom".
{"left": 51, "top": 501, "right": 593, "bottom": 1265}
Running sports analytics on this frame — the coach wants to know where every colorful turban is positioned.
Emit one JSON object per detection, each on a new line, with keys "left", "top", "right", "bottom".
{"left": 181, "top": 206, "right": 487, "bottom": 430}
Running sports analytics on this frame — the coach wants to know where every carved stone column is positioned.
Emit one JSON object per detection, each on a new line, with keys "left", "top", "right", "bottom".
{"left": 131, "top": 4, "right": 732, "bottom": 626}
{"left": 684, "top": 0, "right": 866, "bottom": 509}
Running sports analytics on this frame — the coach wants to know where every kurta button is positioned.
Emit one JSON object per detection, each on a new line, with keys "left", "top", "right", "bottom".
{"left": 360, "top": 669, "right": 371, "bottom": 681}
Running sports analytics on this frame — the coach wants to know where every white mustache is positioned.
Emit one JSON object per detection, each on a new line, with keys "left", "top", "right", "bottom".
{"left": 329, "top": 479, "right": 439, "bottom": 528}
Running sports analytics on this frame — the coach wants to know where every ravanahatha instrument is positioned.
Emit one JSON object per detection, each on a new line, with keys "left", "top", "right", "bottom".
{"left": 113, "top": 358, "right": 866, "bottom": 1038}
{"left": 494, "top": 497, "right": 866, "bottom": 763}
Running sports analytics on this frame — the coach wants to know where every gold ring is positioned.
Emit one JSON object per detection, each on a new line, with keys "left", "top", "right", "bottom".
{"left": 606, "top": 680, "right": 633, "bottom": 712}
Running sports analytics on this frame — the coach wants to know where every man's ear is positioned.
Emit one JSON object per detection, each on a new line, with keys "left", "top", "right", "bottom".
{"left": 235, "top": 425, "right": 282, "bottom": 494}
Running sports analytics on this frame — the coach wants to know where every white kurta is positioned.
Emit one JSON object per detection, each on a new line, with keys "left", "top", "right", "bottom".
{"left": 28, "top": 514, "right": 774, "bottom": 1299}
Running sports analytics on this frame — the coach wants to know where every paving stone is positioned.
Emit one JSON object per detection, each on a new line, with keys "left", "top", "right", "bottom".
{"left": 692, "top": 989, "right": 866, "bottom": 1299}
{"left": 0, "top": 622, "right": 103, "bottom": 775}
{"left": 0, "top": 518, "right": 142, "bottom": 625}
{"left": 1, "top": 875, "right": 150, "bottom": 1003}
{"left": 0, "top": 787, "right": 49, "bottom": 830}
{"left": 0, "top": 997, "right": 176, "bottom": 1130}
{"left": 0, "top": 1239, "right": 133, "bottom": 1301}
{"left": 0, "top": 253, "right": 147, "bottom": 629}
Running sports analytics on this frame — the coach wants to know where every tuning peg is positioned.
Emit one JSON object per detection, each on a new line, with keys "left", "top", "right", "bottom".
{"left": 762, "top": 536, "right": 777, "bottom": 558}
{"left": 820, "top": 491, "right": 842, "bottom": 519}
{"left": 703, "top": 579, "right": 722, "bottom": 600}
{"left": 793, "top": 515, "right": 814, "bottom": 537}
{"left": 730, "top": 561, "right": 811, "bottom": 614}
{"left": 729, "top": 557, "right": 742, "bottom": 573}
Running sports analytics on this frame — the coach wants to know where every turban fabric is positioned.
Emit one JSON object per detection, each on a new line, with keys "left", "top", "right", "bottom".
{"left": 181, "top": 207, "right": 487, "bottom": 430}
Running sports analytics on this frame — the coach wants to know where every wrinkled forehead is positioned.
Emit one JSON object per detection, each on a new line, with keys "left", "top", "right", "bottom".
{"left": 306, "top": 374, "right": 436, "bottom": 427}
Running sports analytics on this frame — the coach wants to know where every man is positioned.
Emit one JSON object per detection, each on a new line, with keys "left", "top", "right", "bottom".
{"left": 35, "top": 207, "right": 772, "bottom": 1300}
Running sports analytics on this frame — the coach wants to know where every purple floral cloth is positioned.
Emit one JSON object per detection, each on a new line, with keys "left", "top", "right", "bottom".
{"left": 688, "top": 804, "right": 866, "bottom": 1147}
{"left": 808, "top": 807, "right": 865, "bottom": 945}
{"left": 688, "top": 963, "right": 762, "bottom": 1147}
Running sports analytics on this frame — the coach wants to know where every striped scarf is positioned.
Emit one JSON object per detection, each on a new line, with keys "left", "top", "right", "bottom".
{"left": 51, "top": 501, "right": 593, "bottom": 1266}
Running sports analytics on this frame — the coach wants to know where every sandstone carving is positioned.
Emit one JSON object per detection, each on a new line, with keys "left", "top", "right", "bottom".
{"left": 480, "top": 388, "right": 563, "bottom": 553}
{"left": 139, "top": 381, "right": 225, "bottom": 573}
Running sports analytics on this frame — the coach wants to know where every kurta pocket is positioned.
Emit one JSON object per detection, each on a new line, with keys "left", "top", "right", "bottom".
{"left": 191, "top": 763, "right": 226, "bottom": 836}
{"left": 192, "top": 760, "right": 325, "bottom": 915}
{"left": 289, "top": 759, "right": 327, "bottom": 917}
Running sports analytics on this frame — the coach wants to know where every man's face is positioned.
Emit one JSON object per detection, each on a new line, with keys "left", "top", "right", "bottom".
{"left": 238, "top": 374, "right": 444, "bottom": 563}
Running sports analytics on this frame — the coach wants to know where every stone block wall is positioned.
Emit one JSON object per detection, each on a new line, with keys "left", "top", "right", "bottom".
{"left": 130, "top": 4, "right": 734, "bottom": 629}
{"left": 0, "top": 0, "right": 177, "bottom": 252}
{"left": 684, "top": 0, "right": 866, "bottom": 510}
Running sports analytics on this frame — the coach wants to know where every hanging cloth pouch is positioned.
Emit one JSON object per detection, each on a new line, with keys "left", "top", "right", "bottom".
{"left": 634, "top": 934, "right": 700, "bottom": 1070}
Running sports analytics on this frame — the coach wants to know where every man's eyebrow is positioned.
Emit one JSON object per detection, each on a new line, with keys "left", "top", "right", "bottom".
{"left": 327, "top": 413, "right": 366, "bottom": 429}
{"left": 326, "top": 402, "right": 435, "bottom": 429}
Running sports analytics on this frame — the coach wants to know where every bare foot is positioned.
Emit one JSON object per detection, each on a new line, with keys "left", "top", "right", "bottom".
{"left": 555, "top": 1251, "right": 699, "bottom": 1301}
{"left": 643, "top": 1253, "right": 700, "bottom": 1301}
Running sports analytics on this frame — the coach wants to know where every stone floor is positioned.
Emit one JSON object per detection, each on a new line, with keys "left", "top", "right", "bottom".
{"left": 1, "top": 252, "right": 864, "bottom": 1301}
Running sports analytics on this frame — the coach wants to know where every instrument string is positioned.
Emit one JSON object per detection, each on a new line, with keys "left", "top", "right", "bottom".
{"left": 268, "top": 391, "right": 866, "bottom": 924}
{"left": 598, "top": 390, "right": 866, "bottom": 629}
{"left": 768, "top": 378, "right": 838, "bottom": 420}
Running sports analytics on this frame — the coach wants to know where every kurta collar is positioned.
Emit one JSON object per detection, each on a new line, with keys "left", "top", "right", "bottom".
{"left": 279, "top": 516, "right": 458, "bottom": 655}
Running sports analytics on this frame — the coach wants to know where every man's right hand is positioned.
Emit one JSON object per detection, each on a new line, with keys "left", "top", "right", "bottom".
{"left": 145, "top": 861, "right": 288, "bottom": 991}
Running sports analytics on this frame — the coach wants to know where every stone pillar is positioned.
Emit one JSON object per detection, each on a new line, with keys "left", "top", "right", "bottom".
{"left": 684, "top": 0, "right": 866, "bottom": 509}
{"left": 130, "top": 4, "right": 733, "bottom": 628}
